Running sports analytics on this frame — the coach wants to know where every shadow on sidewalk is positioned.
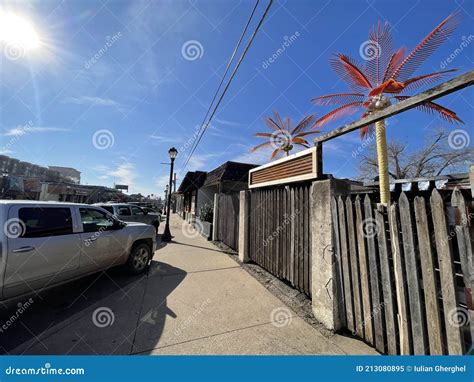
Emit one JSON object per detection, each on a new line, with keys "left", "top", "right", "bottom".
{"left": 0, "top": 261, "right": 186, "bottom": 355}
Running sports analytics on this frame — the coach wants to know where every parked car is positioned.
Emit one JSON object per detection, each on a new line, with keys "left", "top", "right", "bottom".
{"left": 94, "top": 203, "right": 161, "bottom": 232}
{"left": 0, "top": 201, "right": 157, "bottom": 301}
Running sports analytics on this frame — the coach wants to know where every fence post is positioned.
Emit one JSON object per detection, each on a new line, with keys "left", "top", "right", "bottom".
{"left": 310, "top": 178, "right": 350, "bottom": 330}
{"left": 238, "top": 190, "right": 250, "bottom": 263}
{"left": 212, "top": 193, "right": 219, "bottom": 241}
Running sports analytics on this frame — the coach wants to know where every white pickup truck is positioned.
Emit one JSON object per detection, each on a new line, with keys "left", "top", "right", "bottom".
{"left": 0, "top": 201, "right": 157, "bottom": 301}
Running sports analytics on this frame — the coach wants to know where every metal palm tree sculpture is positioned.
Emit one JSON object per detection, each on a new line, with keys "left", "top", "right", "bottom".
{"left": 252, "top": 111, "right": 321, "bottom": 159}
{"left": 312, "top": 13, "right": 463, "bottom": 204}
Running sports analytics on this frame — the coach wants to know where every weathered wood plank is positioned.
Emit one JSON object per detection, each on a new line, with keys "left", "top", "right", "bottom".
{"left": 290, "top": 187, "right": 296, "bottom": 287}
{"left": 315, "top": 70, "right": 474, "bottom": 143}
{"left": 399, "top": 193, "right": 427, "bottom": 354}
{"left": 346, "top": 196, "right": 363, "bottom": 338}
{"left": 303, "top": 186, "right": 309, "bottom": 295}
{"left": 430, "top": 189, "right": 464, "bottom": 355}
{"left": 338, "top": 196, "right": 354, "bottom": 332}
{"left": 414, "top": 196, "right": 443, "bottom": 355}
{"left": 375, "top": 207, "right": 397, "bottom": 355}
{"left": 364, "top": 195, "right": 385, "bottom": 353}
{"left": 354, "top": 196, "right": 373, "bottom": 345}
{"left": 331, "top": 196, "right": 346, "bottom": 327}
{"left": 451, "top": 190, "right": 473, "bottom": 294}
{"left": 388, "top": 203, "right": 411, "bottom": 355}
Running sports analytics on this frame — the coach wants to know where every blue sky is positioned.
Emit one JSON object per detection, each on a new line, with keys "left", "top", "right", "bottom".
{"left": 0, "top": 0, "right": 472, "bottom": 196}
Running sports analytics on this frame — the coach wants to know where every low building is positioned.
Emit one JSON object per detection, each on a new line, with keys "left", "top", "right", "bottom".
{"left": 177, "top": 161, "right": 257, "bottom": 221}
{"left": 48, "top": 166, "right": 81, "bottom": 184}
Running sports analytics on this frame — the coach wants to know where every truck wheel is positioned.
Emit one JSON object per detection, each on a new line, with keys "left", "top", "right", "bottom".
{"left": 127, "top": 243, "right": 151, "bottom": 274}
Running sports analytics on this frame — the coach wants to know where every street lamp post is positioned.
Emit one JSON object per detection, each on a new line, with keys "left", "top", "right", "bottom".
{"left": 161, "top": 147, "right": 178, "bottom": 242}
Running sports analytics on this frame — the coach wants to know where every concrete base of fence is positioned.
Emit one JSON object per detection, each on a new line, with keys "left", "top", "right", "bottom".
{"left": 310, "top": 178, "right": 350, "bottom": 331}
{"left": 238, "top": 190, "right": 250, "bottom": 263}
{"left": 212, "top": 193, "right": 219, "bottom": 241}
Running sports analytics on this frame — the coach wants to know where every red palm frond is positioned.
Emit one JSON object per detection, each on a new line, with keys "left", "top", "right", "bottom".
{"left": 255, "top": 133, "right": 273, "bottom": 137}
{"left": 314, "top": 101, "right": 364, "bottom": 127}
{"left": 382, "top": 47, "right": 406, "bottom": 82}
{"left": 330, "top": 54, "right": 372, "bottom": 90}
{"left": 401, "top": 69, "right": 457, "bottom": 92}
{"left": 251, "top": 141, "right": 273, "bottom": 153}
{"left": 292, "top": 137, "right": 310, "bottom": 145}
{"left": 311, "top": 93, "right": 365, "bottom": 106}
{"left": 291, "top": 114, "right": 315, "bottom": 135}
{"left": 271, "top": 148, "right": 281, "bottom": 159}
{"left": 274, "top": 111, "right": 285, "bottom": 130}
{"left": 365, "top": 21, "right": 394, "bottom": 86}
{"left": 390, "top": 12, "right": 460, "bottom": 81}
{"left": 264, "top": 116, "right": 282, "bottom": 131}
{"left": 394, "top": 96, "right": 464, "bottom": 124}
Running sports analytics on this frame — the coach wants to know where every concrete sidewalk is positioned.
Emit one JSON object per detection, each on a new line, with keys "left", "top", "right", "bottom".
{"left": 4, "top": 214, "right": 376, "bottom": 355}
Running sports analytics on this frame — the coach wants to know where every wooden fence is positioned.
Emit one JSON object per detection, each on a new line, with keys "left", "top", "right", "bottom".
{"left": 332, "top": 189, "right": 471, "bottom": 355}
{"left": 248, "top": 185, "right": 312, "bottom": 297}
{"left": 215, "top": 193, "right": 240, "bottom": 251}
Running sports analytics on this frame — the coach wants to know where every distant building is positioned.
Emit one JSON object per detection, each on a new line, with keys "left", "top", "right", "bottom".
{"left": 177, "top": 161, "right": 257, "bottom": 221}
{"left": 48, "top": 166, "right": 81, "bottom": 184}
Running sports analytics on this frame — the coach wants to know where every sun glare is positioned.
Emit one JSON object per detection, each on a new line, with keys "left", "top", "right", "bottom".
{"left": 0, "top": 11, "right": 40, "bottom": 50}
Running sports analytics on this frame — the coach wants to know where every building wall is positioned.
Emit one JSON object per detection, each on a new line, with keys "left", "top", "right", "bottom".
{"left": 196, "top": 185, "right": 217, "bottom": 217}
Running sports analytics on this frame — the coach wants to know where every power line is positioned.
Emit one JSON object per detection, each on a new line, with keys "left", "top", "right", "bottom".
{"left": 182, "top": 0, "right": 273, "bottom": 169}
{"left": 184, "top": 0, "right": 260, "bottom": 163}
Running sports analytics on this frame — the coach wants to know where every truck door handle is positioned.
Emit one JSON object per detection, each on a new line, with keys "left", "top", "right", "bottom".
{"left": 12, "top": 246, "right": 35, "bottom": 253}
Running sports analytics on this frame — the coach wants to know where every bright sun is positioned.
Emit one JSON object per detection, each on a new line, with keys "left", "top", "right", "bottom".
{"left": 0, "top": 11, "right": 40, "bottom": 50}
